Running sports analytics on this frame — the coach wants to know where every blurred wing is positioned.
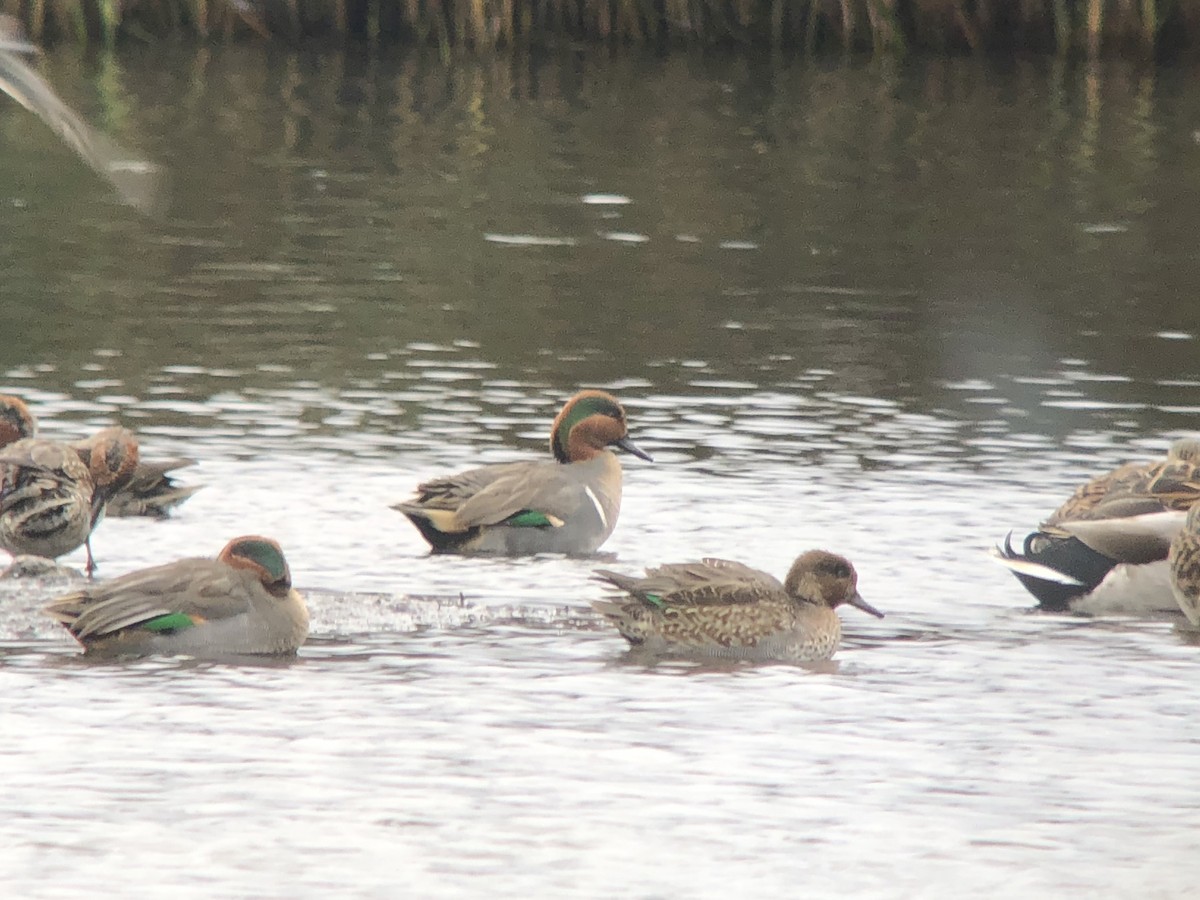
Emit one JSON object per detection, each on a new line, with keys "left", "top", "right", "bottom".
{"left": 0, "top": 48, "right": 163, "bottom": 213}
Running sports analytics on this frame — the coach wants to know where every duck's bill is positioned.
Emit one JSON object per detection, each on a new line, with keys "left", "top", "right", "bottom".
{"left": 848, "top": 591, "right": 884, "bottom": 619}
{"left": 614, "top": 436, "right": 653, "bottom": 462}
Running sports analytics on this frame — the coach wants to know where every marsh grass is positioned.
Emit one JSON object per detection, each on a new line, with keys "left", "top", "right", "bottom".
{"left": 0, "top": 0, "right": 1191, "bottom": 55}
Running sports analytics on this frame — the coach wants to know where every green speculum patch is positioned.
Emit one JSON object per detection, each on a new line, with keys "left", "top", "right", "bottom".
{"left": 141, "top": 612, "right": 196, "bottom": 633}
{"left": 505, "top": 509, "right": 557, "bottom": 528}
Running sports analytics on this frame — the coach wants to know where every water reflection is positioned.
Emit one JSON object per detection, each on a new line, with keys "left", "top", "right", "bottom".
{"left": 2, "top": 46, "right": 1200, "bottom": 897}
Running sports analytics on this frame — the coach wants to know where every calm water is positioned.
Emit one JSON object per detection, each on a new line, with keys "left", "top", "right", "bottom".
{"left": 2, "top": 45, "right": 1200, "bottom": 897}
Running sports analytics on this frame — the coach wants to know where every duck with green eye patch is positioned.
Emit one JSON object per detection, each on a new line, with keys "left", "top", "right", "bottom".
{"left": 45, "top": 536, "right": 309, "bottom": 657}
{"left": 393, "top": 390, "right": 652, "bottom": 556}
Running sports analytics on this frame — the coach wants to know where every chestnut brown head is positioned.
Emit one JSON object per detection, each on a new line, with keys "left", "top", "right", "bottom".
{"left": 784, "top": 550, "right": 883, "bottom": 618}
{"left": 79, "top": 426, "right": 140, "bottom": 499}
{"left": 549, "top": 390, "right": 653, "bottom": 464}
{"left": 0, "top": 394, "right": 37, "bottom": 448}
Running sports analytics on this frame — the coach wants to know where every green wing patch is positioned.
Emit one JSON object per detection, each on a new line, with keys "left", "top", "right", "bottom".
{"left": 141, "top": 612, "right": 197, "bottom": 633}
{"left": 504, "top": 510, "right": 565, "bottom": 528}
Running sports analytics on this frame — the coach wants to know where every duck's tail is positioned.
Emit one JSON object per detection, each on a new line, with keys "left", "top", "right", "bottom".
{"left": 990, "top": 531, "right": 1116, "bottom": 611}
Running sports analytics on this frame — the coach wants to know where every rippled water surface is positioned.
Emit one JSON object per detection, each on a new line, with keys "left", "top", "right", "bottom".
{"left": 2, "top": 46, "right": 1200, "bottom": 897}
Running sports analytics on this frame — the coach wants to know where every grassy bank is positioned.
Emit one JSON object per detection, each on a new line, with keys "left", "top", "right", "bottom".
{"left": 4, "top": 0, "right": 1194, "bottom": 56}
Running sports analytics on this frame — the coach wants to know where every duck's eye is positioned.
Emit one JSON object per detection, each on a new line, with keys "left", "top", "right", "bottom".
{"left": 830, "top": 563, "right": 850, "bottom": 579}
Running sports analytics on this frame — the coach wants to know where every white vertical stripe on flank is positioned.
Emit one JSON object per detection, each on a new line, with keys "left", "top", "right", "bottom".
{"left": 584, "top": 486, "right": 608, "bottom": 531}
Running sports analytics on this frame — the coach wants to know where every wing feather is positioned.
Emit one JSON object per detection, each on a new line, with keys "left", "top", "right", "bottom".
{"left": 596, "top": 558, "right": 784, "bottom": 608}
{"left": 408, "top": 460, "right": 580, "bottom": 528}
{"left": 46, "top": 559, "right": 253, "bottom": 639}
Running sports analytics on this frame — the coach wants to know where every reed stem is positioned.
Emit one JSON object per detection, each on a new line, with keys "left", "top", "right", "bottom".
{"left": 4, "top": 0, "right": 1194, "bottom": 56}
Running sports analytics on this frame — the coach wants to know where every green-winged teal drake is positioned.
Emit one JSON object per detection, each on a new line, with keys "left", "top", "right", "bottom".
{"left": 0, "top": 394, "right": 200, "bottom": 518}
{"left": 45, "top": 535, "right": 309, "bottom": 657}
{"left": 0, "top": 426, "right": 138, "bottom": 574}
{"left": 993, "top": 437, "right": 1200, "bottom": 615}
{"left": 1169, "top": 503, "right": 1200, "bottom": 626}
{"left": 393, "top": 390, "right": 652, "bottom": 555}
{"left": 592, "top": 550, "right": 883, "bottom": 662}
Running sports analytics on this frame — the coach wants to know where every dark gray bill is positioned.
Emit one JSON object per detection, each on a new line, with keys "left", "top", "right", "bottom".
{"left": 613, "top": 436, "right": 653, "bottom": 462}
{"left": 847, "top": 591, "right": 884, "bottom": 619}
